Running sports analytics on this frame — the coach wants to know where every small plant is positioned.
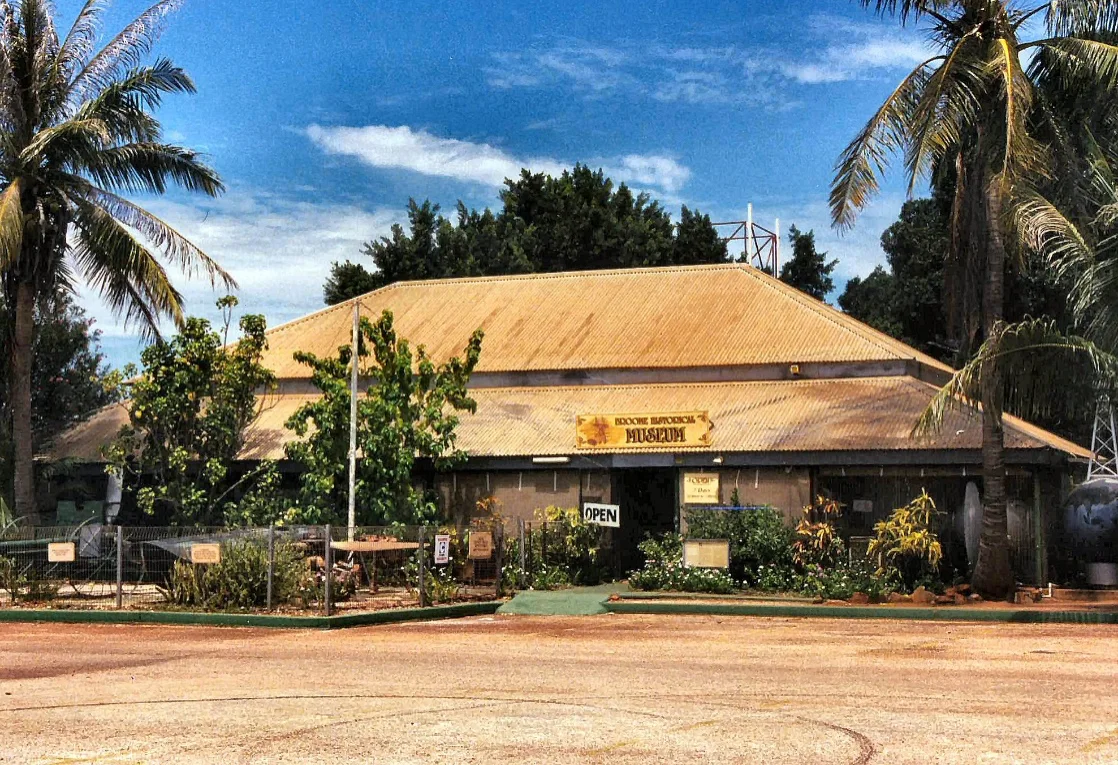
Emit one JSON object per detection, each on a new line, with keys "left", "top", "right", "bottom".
{"left": 867, "top": 490, "right": 944, "bottom": 588}
{"left": 0, "top": 555, "right": 24, "bottom": 602}
{"left": 628, "top": 534, "right": 736, "bottom": 594}
{"left": 792, "top": 495, "right": 845, "bottom": 568}
{"left": 162, "top": 539, "right": 309, "bottom": 610}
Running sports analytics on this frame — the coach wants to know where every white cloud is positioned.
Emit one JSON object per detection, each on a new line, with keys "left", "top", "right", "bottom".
{"left": 307, "top": 123, "right": 692, "bottom": 194}
{"left": 486, "top": 16, "right": 935, "bottom": 107}
{"left": 76, "top": 190, "right": 400, "bottom": 350}
{"left": 307, "top": 124, "right": 565, "bottom": 187}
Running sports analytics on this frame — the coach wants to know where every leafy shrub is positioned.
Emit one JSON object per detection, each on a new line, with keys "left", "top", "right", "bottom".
{"left": 162, "top": 539, "right": 309, "bottom": 610}
{"left": 751, "top": 563, "right": 800, "bottom": 593}
{"left": 792, "top": 495, "right": 846, "bottom": 568}
{"left": 685, "top": 506, "right": 794, "bottom": 584}
{"left": 526, "top": 506, "right": 606, "bottom": 587}
{"left": 0, "top": 555, "right": 59, "bottom": 603}
{"left": 628, "top": 534, "right": 736, "bottom": 594}
{"left": 794, "top": 558, "right": 899, "bottom": 600}
{"left": 0, "top": 555, "right": 23, "bottom": 601}
{"left": 867, "top": 490, "right": 944, "bottom": 588}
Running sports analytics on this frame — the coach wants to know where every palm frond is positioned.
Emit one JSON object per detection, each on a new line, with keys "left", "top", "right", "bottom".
{"left": 904, "top": 33, "right": 982, "bottom": 194}
{"left": 76, "top": 141, "right": 222, "bottom": 196}
{"left": 1045, "top": 1, "right": 1118, "bottom": 37}
{"left": 1034, "top": 35, "right": 1118, "bottom": 91}
{"left": 70, "top": 0, "right": 182, "bottom": 99}
{"left": 989, "top": 36, "right": 1047, "bottom": 186}
{"left": 914, "top": 318, "right": 1118, "bottom": 438}
{"left": 66, "top": 178, "right": 233, "bottom": 290}
{"left": 69, "top": 196, "right": 184, "bottom": 336}
{"left": 0, "top": 178, "right": 23, "bottom": 271}
{"left": 830, "top": 58, "right": 940, "bottom": 229}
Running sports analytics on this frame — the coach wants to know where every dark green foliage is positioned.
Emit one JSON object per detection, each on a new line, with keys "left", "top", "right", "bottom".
{"left": 162, "top": 539, "right": 307, "bottom": 610}
{"left": 628, "top": 534, "right": 736, "bottom": 594}
{"left": 323, "top": 261, "right": 380, "bottom": 305}
{"left": 285, "top": 310, "right": 482, "bottom": 525}
{"left": 323, "top": 166, "right": 728, "bottom": 303}
{"left": 684, "top": 507, "right": 794, "bottom": 585}
{"left": 104, "top": 298, "right": 277, "bottom": 527}
{"left": 779, "top": 225, "right": 837, "bottom": 300}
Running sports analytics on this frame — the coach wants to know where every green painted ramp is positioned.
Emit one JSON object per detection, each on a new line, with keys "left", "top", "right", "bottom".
{"left": 497, "top": 590, "right": 610, "bottom": 616}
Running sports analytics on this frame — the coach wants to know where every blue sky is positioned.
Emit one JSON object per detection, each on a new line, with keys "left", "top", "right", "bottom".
{"left": 70, "top": 0, "right": 938, "bottom": 366}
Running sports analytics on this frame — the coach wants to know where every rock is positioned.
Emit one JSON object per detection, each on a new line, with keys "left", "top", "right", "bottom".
{"left": 955, "top": 583, "right": 971, "bottom": 595}
{"left": 911, "top": 586, "right": 935, "bottom": 604}
{"left": 825, "top": 599, "right": 847, "bottom": 606}
{"left": 887, "top": 592, "right": 912, "bottom": 603}
{"left": 848, "top": 592, "right": 870, "bottom": 605}
{"left": 812, "top": 597, "right": 825, "bottom": 604}
{"left": 954, "top": 593, "right": 968, "bottom": 605}
{"left": 969, "top": 593, "right": 983, "bottom": 603}
{"left": 933, "top": 594, "right": 955, "bottom": 605}
{"left": 945, "top": 586, "right": 957, "bottom": 597}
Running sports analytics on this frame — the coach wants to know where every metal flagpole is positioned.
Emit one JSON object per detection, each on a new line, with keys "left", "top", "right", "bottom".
{"left": 348, "top": 300, "right": 359, "bottom": 540}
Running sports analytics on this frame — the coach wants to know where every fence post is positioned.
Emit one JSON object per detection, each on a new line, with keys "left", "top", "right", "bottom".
{"left": 266, "top": 524, "right": 275, "bottom": 610}
{"left": 542, "top": 520, "right": 548, "bottom": 568}
{"left": 114, "top": 525, "right": 123, "bottom": 610}
{"left": 518, "top": 518, "right": 526, "bottom": 589}
{"left": 417, "top": 526, "right": 427, "bottom": 609}
{"left": 324, "top": 524, "right": 332, "bottom": 617}
{"left": 494, "top": 524, "right": 504, "bottom": 598}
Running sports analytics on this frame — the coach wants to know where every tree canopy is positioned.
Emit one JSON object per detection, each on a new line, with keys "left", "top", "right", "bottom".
{"left": 285, "top": 310, "right": 483, "bottom": 525}
{"left": 324, "top": 165, "right": 728, "bottom": 304}
{"left": 778, "top": 225, "right": 837, "bottom": 300}
{"left": 0, "top": 0, "right": 225, "bottom": 519}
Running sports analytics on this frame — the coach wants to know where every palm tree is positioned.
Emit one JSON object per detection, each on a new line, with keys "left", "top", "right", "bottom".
{"left": 831, "top": 0, "right": 1118, "bottom": 598}
{"left": 0, "top": 0, "right": 229, "bottom": 522}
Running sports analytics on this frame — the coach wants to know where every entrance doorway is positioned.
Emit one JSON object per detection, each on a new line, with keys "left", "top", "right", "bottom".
{"left": 611, "top": 469, "right": 678, "bottom": 574}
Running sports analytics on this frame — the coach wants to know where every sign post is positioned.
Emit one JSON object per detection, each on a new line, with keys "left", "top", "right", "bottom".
{"left": 582, "top": 502, "right": 620, "bottom": 528}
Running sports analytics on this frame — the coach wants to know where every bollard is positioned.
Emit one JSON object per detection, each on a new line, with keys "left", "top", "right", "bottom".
{"left": 266, "top": 524, "right": 275, "bottom": 610}
{"left": 417, "top": 526, "right": 427, "bottom": 609}
{"left": 518, "top": 518, "right": 526, "bottom": 589}
{"left": 324, "top": 524, "right": 332, "bottom": 617}
{"left": 115, "top": 526, "right": 123, "bottom": 609}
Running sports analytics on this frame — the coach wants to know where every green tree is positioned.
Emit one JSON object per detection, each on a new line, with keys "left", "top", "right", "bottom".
{"left": 104, "top": 298, "right": 275, "bottom": 527}
{"left": 830, "top": 0, "right": 1118, "bottom": 598}
{"left": 0, "top": 1, "right": 227, "bottom": 521}
{"left": 779, "top": 225, "right": 837, "bottom": 300}
{"left": 285, "top": 310, "right": 483, "bottom": 525}
{"left": 324, "top": 165, "right": 727, "bottom": 304}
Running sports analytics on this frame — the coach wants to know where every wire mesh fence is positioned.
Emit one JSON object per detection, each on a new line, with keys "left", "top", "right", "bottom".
{"left": 0, "top": 523, "right": 506, "bottom": 614}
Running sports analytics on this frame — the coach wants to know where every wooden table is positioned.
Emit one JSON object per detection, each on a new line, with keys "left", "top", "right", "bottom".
{"left": 330, "top": 539, "right": 420, "bottom": 591}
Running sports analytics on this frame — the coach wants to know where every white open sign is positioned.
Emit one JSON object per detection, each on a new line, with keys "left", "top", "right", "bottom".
{"left": 582, "top": 503, "right": 620, "bottom": 528}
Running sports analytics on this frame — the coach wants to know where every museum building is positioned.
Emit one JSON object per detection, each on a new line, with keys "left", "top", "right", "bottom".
{"left": 52, "top": 263, "right": 1090, "bottom": 581}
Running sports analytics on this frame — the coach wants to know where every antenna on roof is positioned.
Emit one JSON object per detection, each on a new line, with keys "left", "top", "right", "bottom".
{"left": 713, "top": 204, "right": 780, "bottom": 275}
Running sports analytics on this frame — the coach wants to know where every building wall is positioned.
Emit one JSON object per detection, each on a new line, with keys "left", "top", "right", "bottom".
{"left": 679, "top": 467, "right": 812, "bottom": 524}
{"left": 434, "top": 469, "right": 611, "bottom": 526}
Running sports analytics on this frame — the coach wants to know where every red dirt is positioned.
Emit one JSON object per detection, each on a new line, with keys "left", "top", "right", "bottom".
{"left": 1, "top": 615, "right": 1117, "bottom": 763}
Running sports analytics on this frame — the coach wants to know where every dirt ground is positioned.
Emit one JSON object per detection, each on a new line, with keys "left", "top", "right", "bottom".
{"left": 1, "top": 615, "right": 1116, "bottom": 764}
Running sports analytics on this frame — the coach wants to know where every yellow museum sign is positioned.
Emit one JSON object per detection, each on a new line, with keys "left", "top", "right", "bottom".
{"left": 575, "top": 411, "right": 713, "bottom": 450}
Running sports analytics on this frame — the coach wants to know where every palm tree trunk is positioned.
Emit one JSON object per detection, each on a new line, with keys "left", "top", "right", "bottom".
{"left": 971, "top": 182, "right": 1013, "bottom": 599}
{"left": 10, "top": 279, "right": 38, "bottom": 523}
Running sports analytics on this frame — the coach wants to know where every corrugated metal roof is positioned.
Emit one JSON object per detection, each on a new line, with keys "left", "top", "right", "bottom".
{"left": 51, "top": 377, "right": 1089, "bottom": 462}
{"left": 258, "top": 264, "right": 954, "bottom": 378}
